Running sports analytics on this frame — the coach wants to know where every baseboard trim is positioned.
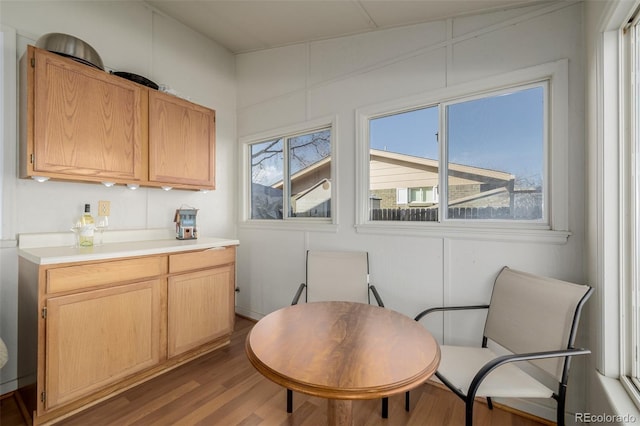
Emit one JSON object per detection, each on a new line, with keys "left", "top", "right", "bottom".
{"left": 234, "top": 307, "right": 263, "bottom": 321}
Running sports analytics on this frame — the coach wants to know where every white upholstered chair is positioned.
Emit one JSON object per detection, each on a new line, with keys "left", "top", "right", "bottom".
{"left": 288, "top": 250, "right": 387, "bottom": 415}
{"left": 409, "top": 266, "right": 593, "bottom": 426}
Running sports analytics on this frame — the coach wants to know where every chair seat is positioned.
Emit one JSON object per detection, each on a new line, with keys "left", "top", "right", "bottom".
{"left": 438, "top": 345, "right": 555, "bottom": 398}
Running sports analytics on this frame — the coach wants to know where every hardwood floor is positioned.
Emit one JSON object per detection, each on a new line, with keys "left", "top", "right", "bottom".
{"left": 2, "top": 316, "right": 550, "bottom": 426}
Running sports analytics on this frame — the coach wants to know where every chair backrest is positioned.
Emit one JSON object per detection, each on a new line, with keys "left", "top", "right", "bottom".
{"left": 484, "top": 266, "right": 593, "bottom": 381}
{"left": 305, "top": 250, "right": 370, "bottom": 304}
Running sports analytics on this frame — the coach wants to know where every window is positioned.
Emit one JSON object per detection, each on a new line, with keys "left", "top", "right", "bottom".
{"left": 248, "top": 127, "right": 332, "bottom": 221}
{"left": 622, "top": 11, "right": 640, "bottom": 407}
{"left": 410, "top": 186, "right": 438, "bottom": 204}
{"left": 357, "top": 61, "right": 569, "bottom": 241}
{"left": 368, "top": 84, "right": 545, "bottom": 223}
{"left": 396, "top": 187, "right": 439, "bottom": 205}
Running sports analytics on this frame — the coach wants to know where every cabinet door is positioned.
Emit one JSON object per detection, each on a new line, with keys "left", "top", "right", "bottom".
{"left": 148, "top": 90, "right": 215, "bottom": 189}
{"left": 28, "top": 46, "right": 145, "bottom": 182}
{"left": 44, "top": 280, "right": 162, "bottom": 409}
{"left": 167, "top": 266, "right": 234, "bottom": 358}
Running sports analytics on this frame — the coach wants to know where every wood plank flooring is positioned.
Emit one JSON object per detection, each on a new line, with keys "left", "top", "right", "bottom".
{"left": 1, "top": 316, "right": 550, "bottom": 425}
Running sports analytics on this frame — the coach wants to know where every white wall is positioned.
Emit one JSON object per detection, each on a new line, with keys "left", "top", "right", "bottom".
{"left": 0, "top": 1, "right": 236, "bottom": 395}
{"left": 235, "top": 2, "right": 586, "bottom": 421}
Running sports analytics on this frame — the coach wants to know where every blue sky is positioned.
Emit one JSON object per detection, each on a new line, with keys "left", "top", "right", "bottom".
{"left": 370, "top": 86, "right": 544, "bottom": 185}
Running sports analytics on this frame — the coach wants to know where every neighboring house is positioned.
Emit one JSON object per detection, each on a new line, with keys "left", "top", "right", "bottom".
{"left": 270, "top": 157, "right": 332, "bottom": 217}
{"left": 265, "top": 149, "right": 532, "bottom": 219}
{"left": 370, "top": 149, "right": 522, "bottom": 211}
{"left": 272, "top": 157, "right": 331, "bottom": 195}
{"left": 291, "top": 178, "right": 331, "bottom": 217}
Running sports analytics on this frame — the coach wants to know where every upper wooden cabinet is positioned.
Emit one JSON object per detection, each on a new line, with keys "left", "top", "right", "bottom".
{"left": 20, "top": 46, "right": 145, "bottom": 183}
{"left": 20, "top": 45, "right": 216, "bottom": 190}
{"left": 149, "top": 91, "right": 215, "bottom": 189}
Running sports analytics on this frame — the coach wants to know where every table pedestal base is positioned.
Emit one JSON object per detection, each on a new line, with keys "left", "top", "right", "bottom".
{"left": 328, "top": 399, "right": 353, "bottom": 426}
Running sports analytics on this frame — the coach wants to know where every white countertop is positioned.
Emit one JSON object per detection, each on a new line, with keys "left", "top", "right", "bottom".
{"left": 18, "top": 229, "right": 239, "bottom": 265}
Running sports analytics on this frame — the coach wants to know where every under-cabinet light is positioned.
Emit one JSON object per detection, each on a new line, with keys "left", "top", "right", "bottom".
{"left": 127, "top": 183, "right": 139, "bottom": 190}
{"left": 161, "top": 186, "right": 173, "bottom": 191}
{"left": 32, "top": 176, "right": 50, "bottom": 182}
{"left": 101, "top": 182, "right": 115, "bottom": 187}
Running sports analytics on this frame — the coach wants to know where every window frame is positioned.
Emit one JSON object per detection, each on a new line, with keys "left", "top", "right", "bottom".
{"left": 355, "top": 60, "right": 570, "bottom": 244}
{"left": 441, "top": 82, "right": 548, "bottom": 224}
{"left": 239, "top": 116, "right": 338, "bottom": 232}
{"left": 620, "top": 12, "right": 640, "bottom": 409}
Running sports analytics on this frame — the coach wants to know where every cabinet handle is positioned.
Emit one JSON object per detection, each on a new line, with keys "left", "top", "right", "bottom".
{"left": 205, "top": 247, "right": 226, "bottom": 252}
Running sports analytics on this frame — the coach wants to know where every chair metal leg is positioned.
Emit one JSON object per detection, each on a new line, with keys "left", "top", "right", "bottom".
{"left": 381, "top": 397, "right": 388, "bottom": 418}
{"left": 287, "top": 389, "right": 293, "bottom": 413}
{"left": 465, "top": 398, "right": 475, "bottom": 426}
{"left": 486, "top": 396, "right": 493, "bottom": 410}
{"left": 557, "top": 387, "right": 566, "bottom": 426}
{"left": 405, "top": 391, "right": 410, "bottom": 411}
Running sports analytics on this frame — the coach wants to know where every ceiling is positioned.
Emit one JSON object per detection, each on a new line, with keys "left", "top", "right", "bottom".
{"left": 146, "top": 0, "right": 558, "bottom": 54}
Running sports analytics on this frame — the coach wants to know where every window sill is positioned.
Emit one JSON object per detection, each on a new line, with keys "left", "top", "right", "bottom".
{"left": 597, "top": 374, "right": 640, "bottom": 421}
{"left": 355, "top": 222, "right": 571, "bottom": 244}
{"left": 239, "top": 220, "right": 338, "bottom": 233}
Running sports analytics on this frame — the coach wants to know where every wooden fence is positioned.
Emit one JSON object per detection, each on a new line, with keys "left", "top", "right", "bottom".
{"left": 370, "top": 206, "right": 515, "bottom": 221}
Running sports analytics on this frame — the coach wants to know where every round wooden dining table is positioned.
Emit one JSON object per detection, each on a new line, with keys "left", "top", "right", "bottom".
{"left": 245, "top": 301, "right": 440, "bottom": 426}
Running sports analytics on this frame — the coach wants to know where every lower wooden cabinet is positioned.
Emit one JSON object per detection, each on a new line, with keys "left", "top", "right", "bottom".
{"left": 45, "top": 280, "right": 162, "bottom": 409}
{"left": 18, "top": 245, "right": 236, "bottom": 425}
{"left": 168, "top": 265, "right": 234, "bottom": 357}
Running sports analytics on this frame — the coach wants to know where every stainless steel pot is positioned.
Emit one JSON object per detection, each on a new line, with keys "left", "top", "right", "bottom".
{"left": 35, "top": 33, "right": 104, "bottom": 70}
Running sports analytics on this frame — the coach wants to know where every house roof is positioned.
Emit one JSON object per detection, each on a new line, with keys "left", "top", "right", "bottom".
{"left": 271, "top": 148, "right": 515, "bottom": 191}
{"left": 271, "top": 157, "right": 331, "bottom": 189}
{"left": 370, "top": 149, "right": 515, "bottom": 182}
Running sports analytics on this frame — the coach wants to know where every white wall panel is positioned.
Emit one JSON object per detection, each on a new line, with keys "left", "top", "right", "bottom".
{"left": 307, "top": 21, "right": 446, "bottom": 86}
{"left": 236, "top": 44, "right": 307, "bottom": 108}
{"left": 308, "top": 48, "right": 447, "bottom": 119}
{"left": 451, "top": 3, "right": 552, "bottom": 38}
{"left": 368, "top": 236, "right": 445, "bottom": 341}
{"left": 151, "top": 13, "right": 235, "bottom": 110}
{"left": 449, "top": 5, "right": 581, "bottom": 86}
{"left": 235, "top": 228, "right": 306, "bottom": 317}
{"left": 237, "top": 91, "right": 307, "bottom": 137}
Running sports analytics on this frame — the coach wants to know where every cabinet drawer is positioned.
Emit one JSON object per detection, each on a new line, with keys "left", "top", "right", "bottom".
{"left": 169, "top": 246, "right": 236, "bottom": 274}
{"left": 47, "top": 256, "right": 167, "bottom": 294}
